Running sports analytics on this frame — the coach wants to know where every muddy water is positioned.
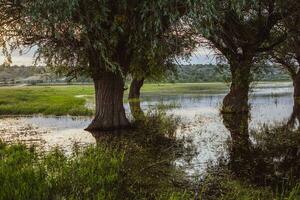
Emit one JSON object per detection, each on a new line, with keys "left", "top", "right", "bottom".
{"left": 0, "top": 82, "right": 294, "bottom": 173}
{"left": 0, "top": 116, "right": 96, "bottom": 153}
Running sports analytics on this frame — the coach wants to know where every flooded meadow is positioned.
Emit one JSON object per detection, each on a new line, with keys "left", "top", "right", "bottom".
{"left": 0, "top": 82, "right": 297, "bottom": 177}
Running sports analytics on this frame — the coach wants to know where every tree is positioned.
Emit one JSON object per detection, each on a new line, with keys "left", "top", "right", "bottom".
{"left": 270, "top": 4, "right": 300, "bottom": 95}
{"left": 1, "top": 0, "right": 193, "bottom": 131}
{"left": 193, "top": 0, "right": 290, "bottom": 113}
{"left": 127, "top": 22, "right": 196, "bottom": 120}
{"left": 268, "top": 2, "right": 300, "bottom": 126}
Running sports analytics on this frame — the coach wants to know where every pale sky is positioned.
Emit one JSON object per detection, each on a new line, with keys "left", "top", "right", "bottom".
{"left": 0, "top": 47, "right": 216, "bottom": 66}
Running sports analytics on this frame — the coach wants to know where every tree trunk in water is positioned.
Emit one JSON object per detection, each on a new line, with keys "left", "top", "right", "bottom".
{"left": 222, "top": 60, "right": 252, "bottom": 113}
{"left": 128, "top": 78, "right": 145, "bottom": 120}
{"left": 222, "top": 112, "right": 253, "bottom": 178}
{"left": 85, "top": 72, "right": 130, "bottom": 131}
{"left": 287, "top": 97, "right": 300, "bottom": 128}
{"left": 286, "top": 73, "right": 300, "bottom": 128}
{"left": 293, "top": 72, "right": 300, "bottom": 98}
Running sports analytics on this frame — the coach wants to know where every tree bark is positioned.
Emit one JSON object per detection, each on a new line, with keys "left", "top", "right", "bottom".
{"left": 287, "top": 97, "right": 300, "bottom": 128}
{"left": 128, "top": 78, "right": 145, "bottom": 120}
{"left": 85, "top": 71, "right": 130, "bottom": 131}
{"left": 222, "top": 60, "right": 252, "bottom": 113}
{"left": 222, "top": 112, "right": 253, "bottom": 178}
{"left": 293, "top": 72, "right": 300, "bottom": 98}
{"left": 129, "top": 78, "right": 145, "bottom": 99}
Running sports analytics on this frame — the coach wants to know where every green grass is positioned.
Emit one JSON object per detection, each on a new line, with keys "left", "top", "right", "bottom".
{"left": 141, "top": 82, "right": 229, "bottom": 95}
{"left": 0, "top": 141, "right": 123, "bottom": 200}
{"left": 0, "top": 85, "right": 94, "bottom": 116}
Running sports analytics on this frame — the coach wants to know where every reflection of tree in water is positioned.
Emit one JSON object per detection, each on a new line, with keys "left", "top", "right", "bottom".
{"left": 222, "top": 112, "right": 253, "bottom": 178}
{"left": 221, "top": 110, "right": 300, "bottom": 191}
{"left": 88, "top": 116, "right": 195, "bottom": 199}
{"left": 287, "top": 98, "right": 300, "bottom": 129}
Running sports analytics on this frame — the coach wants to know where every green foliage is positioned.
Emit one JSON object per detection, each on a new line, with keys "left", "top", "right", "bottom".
{"left": 0, "top": 63, "right": 289, "bottom": 85}
{"left": 2, "top": 0, "right": 195, "bottom": 78}
{"left": 0, "top": 141, "right": 123, "bottom": 200}
{"left": 198, "top": 170, "right": 300, "bottom": 200}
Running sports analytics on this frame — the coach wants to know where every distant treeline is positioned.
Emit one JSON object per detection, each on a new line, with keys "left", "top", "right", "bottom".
{"left": 160, "top": 64, "right": 290, "bottom": 83}
{"left": 0, "top": 64, "right": 290, "bottom": 85}
{"left": 0, "top": 65, "right": 90, "bottom": 85}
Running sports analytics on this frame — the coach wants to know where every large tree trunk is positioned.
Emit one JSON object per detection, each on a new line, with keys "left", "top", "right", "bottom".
{"left": 222, "top": 60, "right": 252, "bottom": 113}
{"left": 128, "top": 78, "right": 145, "bottom": 121}
{"left": 85, "top": 71, "right": 130, "bottom": 131}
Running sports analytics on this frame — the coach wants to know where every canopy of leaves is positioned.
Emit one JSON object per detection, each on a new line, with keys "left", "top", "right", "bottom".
{"left": 192, "top": 0, "right": 295, "bottom": 64}
{"left": 270, "top": 4, "right": 300, "bottom": 79}
{"left": 1, "top": 0, "right": 196, "bottom": 79}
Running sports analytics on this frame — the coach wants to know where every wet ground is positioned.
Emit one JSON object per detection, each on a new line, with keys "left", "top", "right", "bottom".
{"left": 0, "top": 82, "right": 295, "bottom": 174}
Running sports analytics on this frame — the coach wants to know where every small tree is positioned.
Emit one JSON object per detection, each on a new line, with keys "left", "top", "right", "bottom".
{"left": 128, "top": 12, "right": 196, "bottom": 100}
{"left": 127, "top": 22, "right": 196, "bottom": 120}
{"left": 193, "top": 0, "right": 290, "bottom": 113}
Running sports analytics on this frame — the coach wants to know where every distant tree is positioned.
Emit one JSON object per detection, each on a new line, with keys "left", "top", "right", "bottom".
{"left": 193, "top": 0, "right": 292, "bottom": 113}
{"left": 1, "top": 0, "right": 194, "bottom": 131}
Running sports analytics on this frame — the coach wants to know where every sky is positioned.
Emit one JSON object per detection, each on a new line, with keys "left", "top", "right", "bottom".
{"left": 0, "top": 47, "right": 216, "bottom": 66}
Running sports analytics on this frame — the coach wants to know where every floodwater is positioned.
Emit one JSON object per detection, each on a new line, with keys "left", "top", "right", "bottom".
{"left": 0, "top": 82, "right": 296, "bottom": 176}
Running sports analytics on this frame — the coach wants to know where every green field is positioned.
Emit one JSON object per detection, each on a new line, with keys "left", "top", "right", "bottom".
{"left": 0, "top": 85, "right": 94, "bottom": 116}
{"left": 0, "top": 81, "right": 290, "bottom": 116}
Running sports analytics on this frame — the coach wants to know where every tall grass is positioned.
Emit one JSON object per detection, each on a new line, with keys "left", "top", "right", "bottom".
{"left": 0, "top": 141, "right": 123, "bottom": 200}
